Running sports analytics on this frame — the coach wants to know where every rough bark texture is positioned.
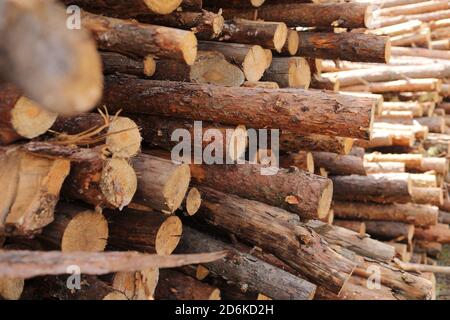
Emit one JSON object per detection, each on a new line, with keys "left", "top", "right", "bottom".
{"left": 280, "top": 133, "right": 354, "bottom": 155}
{"left": 194, "top": 187, "right": 356, "bottom": 294}
{"left": 415, "top": 224, "right": 450, "bottom": 243}
{"left": 312, "top": 152, "right": 366, "bottom": 176}
{"left": 102, "top": 76, "right": 375, "bottom": 139}
{"left": 176, "top": 226, "right": 317, "bottom": 300}
{"left": 365, "top": 221, "right": 414, "bottom": 242}
{"left": 100, "top": 51, "right": 155, "bottom": 77}
{"left": 190, "top": 162, "right": 333, "bottom": 219}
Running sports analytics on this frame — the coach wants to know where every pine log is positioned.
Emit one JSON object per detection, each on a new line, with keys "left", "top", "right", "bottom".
{"left": 333, "top": 220, "right": 366, "bottom": 234}
{"left": 390, "top": 28, "right": 431, "bottom": 48}
{"left": 377, "top": 9, "right": 450, "bottom": 27}
{"left": 365, "top": 152, "right": 423, "bottom": 170}
{"left": 151, "top": 51, "right": 245, "bottom": 86}
{"left": 341, "top": 78, "right": 441, "bottom": 93}
{"left": 333, "top": 201, "right": 438, "bottom": 227}
{"left": 219, "top": 19, "right": 287, "bottom": 52}
{"left": 0, "top": 84, "right": 57, "bottom": 145}
{"left": 439, "top": 210, "right": 450, "bottom": 224}
{"left": 155, "top": 269, "right": 220, "bottom": 300}
{"left": 279, "top": 151, "right": 314, "bottom": 173}
{"left": 322, "top": 63, "right": 450, "bottom": 87}
{"left": 0, "top": 250, "right": 226, "bottom": 279}
{"left": 369, "top": 19, "right": 423, "bottom": 36}
{"left": 197, "top": 41, "right": 266, "bottom": 81}
{"left": 108, "top": 268, "right": 159, "bottom": 300}
{"left": 296, "top": 32, "right": 390, "bottom": 63}
{"left": 415, "top": 223, "right": 450, "bottom": 243}
{"left": 391, "top": 46, "right": 450, "bottom": 60}
{"left": 190, "top": 162, "right": 333, "bottom": 219}
{"left": 416, "top": 116, "right": 446, "bottom": 133}
{"left": 379, "top": 0, "right": 449, "bottom": 17}
{"left": 65, "top": 0, "right": 182, "bottom": 16}
{"left": 414, "top": 240, "right": 443, "bottom": 258}
{"left": 365, "top": 221, "right": 415, "bottom": 242}
{"left": 81, "top": 11, "right": 197, "bottom": 65}
{"left": 132, "top": 115, "right": 247, "bottom": 162}
{"left": 131, "top": 153, "right": 191, "bottom": 214}
{"left": 262, "top": 57, "right": 311, "bottom": 88}
{"left": 39, "top": 203, "right": 108, "bottom": 252}
{"left": 331, "top": 174, "right": 412, "bottom": 204}
{"left": 106, "top": 209, "right": 182, "bottom": 255}
{"left": 280, "top": 133, "right": 354, "bottom": 155}
{"left": 0, "top": 150, "right": 70, "bottom": 236}
{"left": 51, "top": 113, "right": 142, "bottom": 159}
{"left": 364, "top": 161, "right": 406, "bottom": 174}
{"left": 139, "top": 10, "right": 224, "bottom": 40}
{"left": 311, "top": 152, "right": 366, "bottom": 176}
{"left": 410, "top": 187, "right": 444, "bottom": 206}
{"left": 373, "top": 122, "right": 427, "bottom": 140}
{"left": 23, "top": 275, "right": 127, "bottom": 300}
{"left": 382, "top": 101, "right": 424, "bottom": 117}
{"left": 376, "top": 111, "right": 413, "bottom": 125}
{"left": 0, "top": 0, "right": 102, "bottom": 115}
{"left": 102, "top": 76, "right": 375, "bottom": 139}
{"left": 387, "top": 242, "right": 410, "bottom": 262}
{"left": 194, "top": 187, "right": 356, "bottom": 294}
{"left": 218, "top": 3, "right": 377, "bottom": 29}
{"left": 176, "top": 226, "right": 317, "bottom": 300}
{"left": 100, "top": 51, "right": 156, "bottom": 77}
{"left": 63, "top": 157, "right": 137, "bottom": 210}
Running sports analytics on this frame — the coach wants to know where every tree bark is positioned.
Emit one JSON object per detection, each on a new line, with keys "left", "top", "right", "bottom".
{"left": 0, "top": 0, "right": 102, "bottom": 115}
{"left": 176, "top": 226, "right": 317, "bottom": 300}
{"left": 296, "top": 32, "right": 390, "bottom": 63}
{"left": 334, "top": 201, "right": 439, "bottom": 227}
{"left": 106, "top": 209, "right": 182, "bottom": 255}
{"left": 280, "top": 133, "right": 354, "bottom": 155}
{"left": 416, "top": 116, "right": 446, "bottom": 133}
{"left": 190, "top": 162, "right": 333, "bottom": 219}
{"left": 365, "top": 152, "right": 423, "bottom": 170}
{"left": 81, "top": 11, "right": 197, "bottom": 65}
{"left": 100, "top": 51, "right": 155, "bottom": 77}
{"left": 102, "top": 76, "right": 375, "bottom": 139}
{"left": 415, "top": 223, "right": 450, "bottom": 243}
{"left": 194, "top": 187, "right": 356, "bottom": 294}
{"left": 364, "top": 161, "right": 406, "bottom": 174}
{"left": 364, "top": 221, "right": 415, "bottom": 242}
{"left": 312, "top": 152, "right": 366, "bottom": 176}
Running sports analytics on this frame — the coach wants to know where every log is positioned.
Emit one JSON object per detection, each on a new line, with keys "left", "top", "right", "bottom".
{"left": 102, "top": 76, "right": 376, "bottom": 139}
{"left": 151, "top": 51, "right": 245, "bottom": 86}
{"left": 414, "top": 240, "right": 442, "bottom": 258}
{"left": 0, "top": 150, "right": 70, "bottom": 236}
{"left": 106, "top": 209, "right": 182, "bottom": 255}
{"left": 415, "top": 223, "right": 450, "bottom": 243}
{"left": 203, "top": 0, "right": 265, "bottom": 8}
{"left": 341, "top": 78, "right": 441, "bottom": 93}
{"left": 0, "top": 250, "right": 227, "bottom": 279}
{"left": 439, "top": 210, "right": 450, "bottom": 224}
{"left": 364, "top": 161, "right": 406, "bottom": 174}
{"left": 378, "top": 0, "right": 449, "bottom": 17}
{"left": 296, "top": 32, "right": 390, "bottom": 63}
{"left": 421, "top": 157, "right": 448, "bottom": 175}
{"left": 65, "top": 0, "right": 182, "bottom": 16}
{"left": 108, "top": 268, "right": 159, "bottom": 300}
{"left": 139, "top": 10, "right": 224, "bottom": 40}
{"left": 365, "top": 152, "right": 423, "bottom": 170}
{"left": 382, "top": 101, "right": 423, "bottom": 117}
{"left": 219, "top": 19, "right": 288, "bottom": 52}
{"left": 395, "top": 258, "right": 450, "bottom": 274}
{"left": 194, "top": 187, "right": 356, "bottom": 294}
{"left": 431, "top": 39, "right": 450, "bottom": 50}
{"left": 373, "top": 122, "right": 427, "bottom": 140}
{"left": 390, "top": 29, "right": 431, "bottom": 48}
{"left": 333, "top": 201, "right": 439, "bottom": 227}
{"left": 377, "top": 9, "right": 450, "bottom": 27}
{"left": 281, "top": 29, "right": 300, "bottom": 56}
{"left": 331, "top": 174, "right": 412, "bottom": 204}
{"left": 262, "top": 57, "right": 311, "bottom": 88}
{"left": 391, "top": 46, "right": 450, "bottom": 60}
{"left": 279, "top": 151, "right": 315, "bottom": 173}
{"left": 0, "top": 85, "right": 57, "bottom": 145}
{"left": 218, "top": 3, "right": 377, "bottom": 29}
{"left": 176, "top": 226, "right": 317, "bottom": 300}
{"left": 132, "top": 115, "right": 247, "bottom": 162}
{"left": 416, "top": 116, "right": 446, "bottom": 133}
{"left": 322, "top": 63, "right": 450, "bottom": 87}
{"left": 387, "top": 242, "right": 410, "bottom": 262}
{"left": 51, "top": 113, "right": 142, "bottom": 159}
{"left": 0, "top": 0, "right": 102, "bottom": 115}
{"left": 190, "top": 162, "right": 333, "bottom": 219}
{"left": 349, "top": 147, "right": 366, "bottom": 159}
{"left": 365, "top": 221, "right": 415, "bottom": 242}
{"left": 333, "top": 220, "right": 366, "bottom": 234}
{"left": 280, "top": 133, "right": 354, "bottom": 155}
{"left": 368, "top": 19, "right": 423, "bottom": 36}
{"left": 100, "top": 52, "right": 155, "bottom": 78}
{"left": 81, "top": 11, "right": 197, "bottom": 65}
{"left": 311, "top": 152, "right": 366, "bottom": 176}
{"left": 410, "top": 187, "right": 443, "bottom": 206}
{"left": 39, "top": 203, "right": 108, "bottom": 252}
{"left": 132, "top": 153, "right": 191, "bottom": 214}
{"left": 23, "top": 275, "right": 127, "bottom": 300}
{"left": 197, "top": 42, "right": 266, "bottom": 81}
{"left": 155, "top": 269, "right": 221, "bottom": 300}
{"left": 63, "top": 157, "right": 137, "bottom": 210}
{"left": 376, "top": 111, "right": 413, "bottom": 125}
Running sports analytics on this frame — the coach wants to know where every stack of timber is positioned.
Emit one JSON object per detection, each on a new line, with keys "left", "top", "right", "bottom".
{"left": 1, "top": 0, "right": 449, "bottom": 302}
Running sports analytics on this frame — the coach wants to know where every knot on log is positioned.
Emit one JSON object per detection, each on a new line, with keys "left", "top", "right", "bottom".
{"left": 294, "top": 226, "right": 314, "bottom": 245}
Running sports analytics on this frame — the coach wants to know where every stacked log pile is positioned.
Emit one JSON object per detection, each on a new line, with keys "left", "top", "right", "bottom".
{"left": 1, "top": 0, "right": 449, "bottom": 301}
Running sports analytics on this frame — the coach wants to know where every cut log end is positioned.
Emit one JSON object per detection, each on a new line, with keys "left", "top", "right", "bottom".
{"left": 102, "top": 291, "right": 128, "bottom": 300}
{"left": 181, "top": 32, "right": 198, "bottom": 66}
{"left": 209, "top": 288, "right": 222, "bottom": 300}
{"left": 291, "top": 57, "right": 311, "bottom": 89}
{"left": 106, "top": 117, "right": 142, "bottom": 158}
{"left": 112, "top": 268, "right": 159, "bottom": 300}
{"left": 385, "top": 39, "right": 392, "bottom": 63}
{"left": 0, "top": 278, "right": 24, "bottom": 300}
{"left": 61, "top": 209, "right": 109, "bottom": 252}
{"left": 213, "top": 15, "right": 225, "bottom": 38}
{"left": 365, "top": 5, "right": 380, "bottom": 30}
{"left": 163, "top": 164, "right": 191, "bottom": 213}
{"left": 11, "top": 97, "right": 57, "bottom": 139}
{"left": 100, "top": 158, "right": 137, "bottom": 209}
{"left": 274, "top": 23, "right": 288, "bottom": 53}
{"left": 341, "top": 138, "right": 355, "bottom": 155}
{"left": 228, "top": 125, "right": 248, "bottom": 161}
{"left": 155, "top": 216, "right": 182, "bottom": 255}
{"left": 186, "top": 188, "right": 202, "bottom": 216}
{"left": 243, "top": 45, "right": 267, "bottom": 82}
{"left": 143, "top": 55, "right": 156, "bottom": 77}
{"left": 318, "top": 180, "right": 334, "bottom": 219}
{"left": 287, "top": 30, "right": 299, "bottom": 56}
{"left": 251, "top": 0, "right": 265, "bottom": 7}
{"left": 145, "top": 0, "right": 183, "bottom": 15}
